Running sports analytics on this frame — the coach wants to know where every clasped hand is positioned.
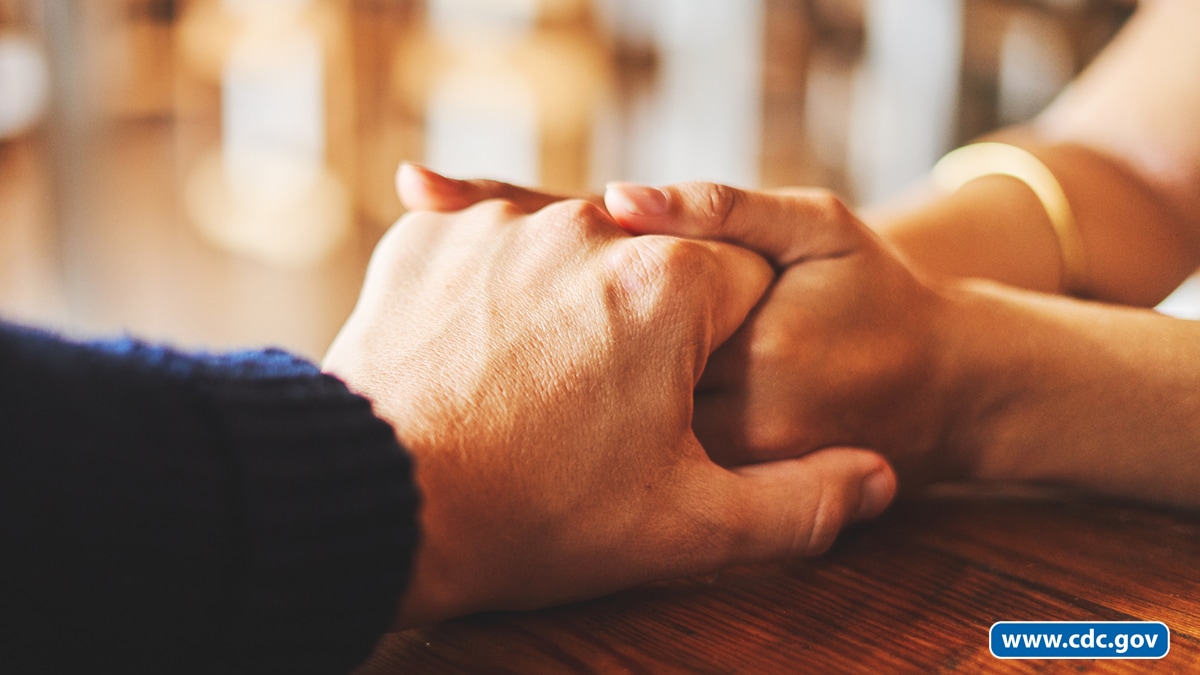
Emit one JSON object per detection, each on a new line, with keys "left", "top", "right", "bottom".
{"left": 324, "top": 167, "right": 902, "bottom": 627}
{"left": 400, "top": 167, "right": 972, "bottom": 483}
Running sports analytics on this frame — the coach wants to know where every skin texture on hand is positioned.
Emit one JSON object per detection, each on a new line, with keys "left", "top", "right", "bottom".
{"left": 324, "top": 183, "right": 896, "bottom": 628}
{"left": 399, "top": 166, "right": 963, "bottom": 480}
{"left": 605, "top": 182, "right": 967, "bottom": 484}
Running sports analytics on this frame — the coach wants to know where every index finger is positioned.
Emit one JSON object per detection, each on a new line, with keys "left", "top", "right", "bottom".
{"left": 398, "top": 163, "right": 602, "bottom": 213}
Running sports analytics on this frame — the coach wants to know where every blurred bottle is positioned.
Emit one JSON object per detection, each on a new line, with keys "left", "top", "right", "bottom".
{"left": 390, "top": 0, "right": 614, "bottom": 202}
{"left": 0, "top": 0, "right": 65, "bottom": 327}
{"left": 177, "top": 0, "right": 355, "bottom": 267}
{"left": 0, "top": 0, "right": 50, "bottom": 140}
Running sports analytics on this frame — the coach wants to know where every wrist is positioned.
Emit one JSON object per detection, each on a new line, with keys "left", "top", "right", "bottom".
{"left": 926, "top": 277, "right": 1027, "bottom": 483}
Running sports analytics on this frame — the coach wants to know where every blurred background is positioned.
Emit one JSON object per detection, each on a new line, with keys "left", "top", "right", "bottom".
{"left": 0, "top": 0, "right": 1142, "bottom": 359}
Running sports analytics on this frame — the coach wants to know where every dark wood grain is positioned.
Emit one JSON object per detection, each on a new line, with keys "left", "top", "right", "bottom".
{"left": 357, "top": 492, "right": 1200, "bottom": 673}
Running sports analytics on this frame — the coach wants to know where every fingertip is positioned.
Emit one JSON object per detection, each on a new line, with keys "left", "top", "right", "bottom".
{"left": 396, "top": 162, "right": 431, "bottom": 207}
{"left": 605, "top": 182, "right": 671, "bottom": 231}
{"left": 396, "top": 161, "right": 431, "bottom": 189}
{"left": 856, "top": 464, "right": 897, "bottom": 521}
{"left": 396, "top": 162, "right": 461, "bottom": 210}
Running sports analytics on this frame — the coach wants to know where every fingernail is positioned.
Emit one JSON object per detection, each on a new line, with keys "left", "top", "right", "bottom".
{"left": 606, "top": 182, "right": 669, "bottom": 217}
{"left": 857, "top": 469, "right": 895, "bottom": 520}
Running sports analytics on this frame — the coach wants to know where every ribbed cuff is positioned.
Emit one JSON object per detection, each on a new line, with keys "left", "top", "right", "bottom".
{"left": 190, "top": 350, "right": 419, "bottom": 675}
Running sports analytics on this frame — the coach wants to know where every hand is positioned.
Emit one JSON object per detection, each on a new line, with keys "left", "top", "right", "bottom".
{"left": 323, "top": 193, "right": 896, "bottom": 627}
{"left": 604, "top": 182, "right": 964, "bottom": 485}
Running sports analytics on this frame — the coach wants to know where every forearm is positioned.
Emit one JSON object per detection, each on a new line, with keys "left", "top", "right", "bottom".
{"left": 940, "top": 280, "right": 1200, "bottom": 508}
{"left": 864, "top": 1, "right": 1200, "bottom": 306}
{"left": 865, "top": 135, "right": 1200, "bottom": 305}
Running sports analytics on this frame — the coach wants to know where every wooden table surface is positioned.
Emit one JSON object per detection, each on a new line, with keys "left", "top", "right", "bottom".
{"left": 357, "top": 491, "right": 1200, "bottom": 673}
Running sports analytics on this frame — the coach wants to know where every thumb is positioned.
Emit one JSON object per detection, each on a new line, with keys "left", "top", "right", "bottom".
{"left": 605, "top": 181, "right": 861, "bottom": 268}
{"left": 722, "top": 448, "right": 896, "bottom": 562}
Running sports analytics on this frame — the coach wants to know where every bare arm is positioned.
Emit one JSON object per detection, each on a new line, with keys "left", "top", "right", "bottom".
{"left": 943, "top": 278, "right": 1200, "bottom": 507}
{"left": 865, "top": 0, "right": 1200, "bottom": 305}
{"left": 608, "top": 181, "right": 1200, "bottom": 509}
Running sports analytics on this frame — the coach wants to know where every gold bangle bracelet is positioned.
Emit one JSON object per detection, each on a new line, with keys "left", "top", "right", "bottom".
{"left": 931, "top": 141, "right": 1087, "bottom": 296}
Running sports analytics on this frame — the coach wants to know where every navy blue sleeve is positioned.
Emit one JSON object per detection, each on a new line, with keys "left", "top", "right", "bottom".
{"left": 0, "top": 321, "right": 420, "bottom": 674}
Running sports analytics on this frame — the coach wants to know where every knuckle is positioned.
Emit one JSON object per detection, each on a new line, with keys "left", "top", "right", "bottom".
{"left": 603, "top": 238, "right": 685, "bottom": 319}
{"left": 603, "top": 237, "right": 720, "bottom": 352}
{"left": 468, "top": 197, "right": 524, "bottom": 220}
{"left": 605, "top": 237, "right": 670, "bottom": 303}
{"left": 808, "top": 188, "right": 851, "bottom": 221}
{"left": 608, "top": 239, "right": 717, "bottom": 382}
{"left": 541, "top": 198, "right": 607, "bottom": 226}
{"left": 808, "top": 189, "right": 863, "bottom": 244}
{"left": 632, "top": 237, "right": 718, "bottom": 295}
{"left": 682, "top": 182, "right": 739, "bottom": 238}
{"left": 689, "top": 240, "right": 722, "bottom": 277}
{"left": 795, "top": 188, "right": 863, "bottom": 255}
{"left": 535, "top": 199, "right": 610, "bottom": 245}
{"left": 666, "top": 237, "right": 719, "bottom": 282}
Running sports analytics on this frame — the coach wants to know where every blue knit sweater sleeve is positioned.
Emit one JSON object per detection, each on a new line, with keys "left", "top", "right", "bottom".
{"left": 0, "top": 321, "right": 419, "bottom": 674}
